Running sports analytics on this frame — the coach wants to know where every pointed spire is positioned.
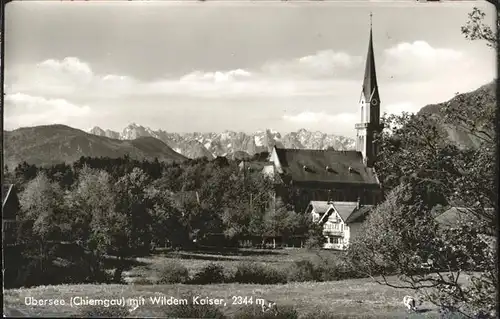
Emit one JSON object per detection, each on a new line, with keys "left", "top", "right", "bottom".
{"left": 362, "top": 12, "right": 379, "bottom": 103}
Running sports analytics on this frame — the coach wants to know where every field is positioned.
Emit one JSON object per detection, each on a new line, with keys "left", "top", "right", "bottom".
{"left": 4, "top": 279, "right": 444, "bottom": 318}
{"left": 3, "top": 248, "right": 456, "bottom": 318}
{"left": 122, "top": 248, "right": 343, "bottom": 283}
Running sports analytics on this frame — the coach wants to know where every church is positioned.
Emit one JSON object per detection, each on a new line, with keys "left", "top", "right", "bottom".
{"left": 264, "top": 20, "right": 384, "bottom": 217}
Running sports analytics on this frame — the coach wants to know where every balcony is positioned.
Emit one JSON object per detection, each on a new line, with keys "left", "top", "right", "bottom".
{"left": 323, "top": 229, "right": 344, "bottom": 236}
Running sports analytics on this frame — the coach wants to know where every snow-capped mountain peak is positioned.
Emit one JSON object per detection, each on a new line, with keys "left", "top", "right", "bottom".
{"left": 87, "top": 125, "right": 356, "bottom": 160}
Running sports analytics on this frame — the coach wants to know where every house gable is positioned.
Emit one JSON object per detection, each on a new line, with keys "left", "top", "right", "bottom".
{"left": 270, "top": 146, "right": 283, "bottom": 174}
{"left": 2, "top": 184, "right": 20, "bottom": 220}
{"left": 315, "top": 201, "right": 371, "bottom": 225}
{"left": 319, "top": 206, "right": 344, "bottom": 224}
{"left": 306, "top": 201, "right": 333, "bottom": 223}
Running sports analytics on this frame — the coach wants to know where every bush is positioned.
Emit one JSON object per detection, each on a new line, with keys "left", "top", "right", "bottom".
{"left": 10, "top": 253, "right": 110, "bottom": 288}
{"left": 75, "top": 305, "right": 130, "bottom": 318}
{"left": 157, "top": 261, "right": 190, "bottom": 284}
{"left": 233, "top": 305, "right": 298, "bottom": 319}
{"left": 230, "top": 262, "right": 287, "bottom": 284}
{"left": 312, "top": 257, "right": 364, "bottom": 282}
{"left": 133, "top": 278, "right": 154, "bottom": 285}
{"left": 191, "top": 263, "right": 225, "bottom": 284}
{"left": 287, "top": 260, "right": 321, "bottom": 282}
{"left": 286, "top": 258, "right": 364, "bottom": 283}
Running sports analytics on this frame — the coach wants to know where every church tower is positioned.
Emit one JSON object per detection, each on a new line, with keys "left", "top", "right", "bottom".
{"left": 355, "top": 13, "right": 382, "bottom": 168}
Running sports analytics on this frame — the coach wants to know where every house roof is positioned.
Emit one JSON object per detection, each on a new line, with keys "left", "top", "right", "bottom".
{"left": 309, "top": 201, "right": 332, "bottom": 214}
{"left": 435, "top": 207, "right": 494, "bottom": 228}
{"left": 273, "top": 147, "right": 379, "bottom": 186}
{"left": 2, "top": 184, "right": 14, "bottom": 209}
{"left": 329, "top": 201, "right": 359, "bottom": 222}
{"left": 314, "top": 201, "right": 373, "bottom": 224}
{"left": 346, "top": 205, "right": 372, "bottom": 223}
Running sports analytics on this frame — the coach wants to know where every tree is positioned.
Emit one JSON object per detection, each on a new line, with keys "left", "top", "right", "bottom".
{"left": 262, "top": 199, "right": 302, "bottom": 247}
{"left": 221, "top": 170, "right": 275, "bottom": 241}
{"left": 114, "top": 167, "right": 154, "bottom": 255}
{"left": 347, "top": 185, "right": 495, "bottom": 318}
{"left": 375, "top": 108, "right": 495, "bottom": 233}
{"left": 461, "top": 2, "right": 498, "bottom": 49}
{"left": 360, "top": 85, "right": 496, "bottom": 317}
{"left": 14, "top": 161, "right": 39, "bottom": 188}
{"left": 18, "top": 171, "right": 71, "bottom": 276}
{"left": 303, "top": 217, "right": 326, "bottom": 250}
{"left": 68, "top": 166, "right": 116, "bottom": 250}
{"left": 147, "top": 186, "right": 183, "bottom": 249}
{"left": 19, "top": 171, "right": 69, "bottom": 241}
{"left": 440, "top": 86, "right": 496, "bottom": 232}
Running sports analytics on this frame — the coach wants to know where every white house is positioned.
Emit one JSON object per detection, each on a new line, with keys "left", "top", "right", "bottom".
{"left": 305, "top": 200, "right": 372, "bottom": 250}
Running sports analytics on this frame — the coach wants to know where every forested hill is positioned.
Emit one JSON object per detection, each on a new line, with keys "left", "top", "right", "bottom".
{"left": 417, "top": 81, "right": 495, "bottom": 149}
{"left": 3, "top": 124, "right": 187, "bottom": 169}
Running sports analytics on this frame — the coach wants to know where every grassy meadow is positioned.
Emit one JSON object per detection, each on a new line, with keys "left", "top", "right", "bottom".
{"left": 123, "top": 248, "right": 339, "bottom": 283}
{"left": 3, "top": 248, "right": 450, "bottom": 318}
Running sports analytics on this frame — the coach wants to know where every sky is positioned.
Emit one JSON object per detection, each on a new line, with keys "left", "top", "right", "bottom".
{"left": 3, "top": 1, "right": 496, "bottom": 138}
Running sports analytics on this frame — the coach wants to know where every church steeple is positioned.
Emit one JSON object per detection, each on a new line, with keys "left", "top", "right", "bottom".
{"left": 361, "top": 13, "right": 379, "bottom": 108}
{"left": 355, "top": 13, "right": 382, "bottom": 168}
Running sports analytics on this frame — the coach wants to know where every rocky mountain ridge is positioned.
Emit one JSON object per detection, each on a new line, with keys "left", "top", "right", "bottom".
{"left": 88, "top": 125, "right": 357, "bottom": 160}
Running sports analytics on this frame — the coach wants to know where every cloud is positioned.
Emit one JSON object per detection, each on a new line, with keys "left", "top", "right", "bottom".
{"left": 385, "top": 41, "right": 463, "bottom": 61}
{"left": 38, "top": 57, "right": 93, "bottom": 77}
{"left": 283, "top": 111, "right": 357, "bottom": 124}
{"left": 4, "top": 93, "right": 92, "bottom": 129}
{"left": 7, "top": 55, "right": 361, "bottom": 100}
{"left": 382, "top": 41, "right": 468, "bottom": 81}
{"left": 262, "top": 50, "right": 362, "bottom": 79}
{"left": 180, "top": 69, "right": 252, "bottom": 83}
{"left": 8, "top": 58, "right": 140, "bottom": 99}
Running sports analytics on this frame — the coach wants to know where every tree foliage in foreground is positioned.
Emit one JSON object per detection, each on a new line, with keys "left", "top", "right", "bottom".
{"left": 461, "top": 3, "right": 498, "bottom": 49}
{"left": 353, "top": 79, "right": 497, "bottom": 317}
{"left": 348, "top": 185, "right": 496, "bottom": 318}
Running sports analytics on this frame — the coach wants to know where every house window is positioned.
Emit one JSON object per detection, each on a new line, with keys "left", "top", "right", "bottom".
{"left": 330, "top": 237, "right": 342, "bottom": 244}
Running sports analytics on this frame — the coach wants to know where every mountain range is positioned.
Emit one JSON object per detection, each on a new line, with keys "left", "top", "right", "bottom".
{"left": 3, "top": 125, "right": 187, "bottom": 169}
{"left": 3, "top": 82, "right": 494, "bottom": 168}
{"left": 87, "top": 126, "right": 357, "bottom": 160}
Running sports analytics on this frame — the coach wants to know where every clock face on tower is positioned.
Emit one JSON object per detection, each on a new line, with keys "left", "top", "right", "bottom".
{"left": 371, "top": 99, "right": 378, "bottom": 106}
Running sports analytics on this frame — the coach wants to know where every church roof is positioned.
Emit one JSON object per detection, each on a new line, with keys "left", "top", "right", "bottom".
{"left": 361, "top": 26, "right": 379, "bottom": 103}
{"left": 273, "top": 147, "right": 380, "bottom": 186}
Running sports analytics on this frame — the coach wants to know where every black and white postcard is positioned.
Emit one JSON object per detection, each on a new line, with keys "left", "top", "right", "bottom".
{"left": 2, "top": 1, "right": 497, "bottom": 318}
